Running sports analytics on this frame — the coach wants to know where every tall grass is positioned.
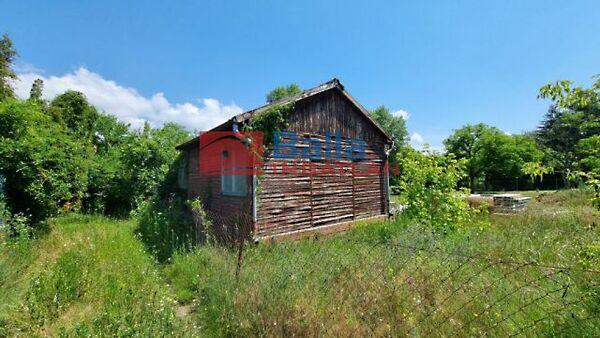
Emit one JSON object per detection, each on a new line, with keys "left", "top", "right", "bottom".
{"left": 0, "top": 190, "right": 598, "bottom": 336}
{"left": 165, "top": 190, "right": 599, "bottom": 336}
{"left": 0, "top": 215, "right": 186, "bottom": 336}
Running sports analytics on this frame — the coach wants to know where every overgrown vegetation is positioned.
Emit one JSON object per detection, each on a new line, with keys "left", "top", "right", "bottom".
{"left": 166, "top": 190, "right": 599, "bottom": 336}
{"left": 0, "top": 96, "right": 189, "bottom": 222}
{"left": 0, "top": 32, "right": 599, "bottom": 336}
{"left": 265, "top": 83, "right": 302, "bottom": 103}
{"left": 241, "top": 103, "right": 294, "bottom": 148}
{"left": 0, "top": 34, "right": 190, "bottom": 226}
{"left": 396, "top": 148, "right": 483, "bottom": 230}
{"left": 2, "top": 191, "right": 597, "bottom": 336}
{"left": 0, "top": 215, "right": 184, "bottom": 336}
{"left": 443, "top": 76, "right": 600, "bottom": 195}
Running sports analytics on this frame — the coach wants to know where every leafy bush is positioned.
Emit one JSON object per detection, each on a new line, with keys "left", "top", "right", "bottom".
{"left": 0, "top": 95, "right": 191, "bottom": 223}
{"left": 0, "top": 99, "right": 92, "bottom": 222}
{"left": 242, "top": 103, "right": 294, "bottom": 148}
{"left": 396, "top": 148, "right": 482, "bottom": 230}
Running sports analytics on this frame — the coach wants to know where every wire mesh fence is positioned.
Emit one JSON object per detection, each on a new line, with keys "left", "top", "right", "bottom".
{"left": 220, "top": 236, "right": 600, "bottom": 337}
{"left": 473, "top": 174, "right": 569, "bottom": 192}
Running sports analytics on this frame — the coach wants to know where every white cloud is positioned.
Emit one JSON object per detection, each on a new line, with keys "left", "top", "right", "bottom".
{"left": 410, "top": 132, "right": 424, "bottom": 146}
{"left": 13, "top": 62, "right": 44, "bottom": 74}
{"left": 393, "top": 109, "right": 410, "bottom": 120}
{"left": 13, "top": 67, "right": 243, "bottom": 130}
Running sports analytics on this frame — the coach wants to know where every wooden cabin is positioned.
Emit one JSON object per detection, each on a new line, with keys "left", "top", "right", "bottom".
{"left": 176, "top": 79, "right": 392, "bottom": 242}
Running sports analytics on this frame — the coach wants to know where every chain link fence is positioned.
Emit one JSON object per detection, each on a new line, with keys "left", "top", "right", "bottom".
{"left": 218, "top": 236, "right": 600, "bottom": 336}
{"left": 473, "top": 174, "right": 568, "bottom": 192}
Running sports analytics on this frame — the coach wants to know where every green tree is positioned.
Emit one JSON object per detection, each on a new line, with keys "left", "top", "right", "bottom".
{"left": 83, "top": 114, "right": 131, "bottom": 214}
{"left": 473, "top": 132, "right": 518, "bottom": 182}
{"left": 0, "top": 37, "right": 194, "bottom": 223}
{"left": 0, "top": 99, "right": 92, "bottom": 222}
{"left": 29, "top": 78, "right": 44, "bottom": 102}
{"left": 369, "top": 106, "right": 408, "bottom": 144}
{"left": 445, "top": 124, "right": 542, "bottom": 191}
{"left": 0, "top": 34, "right": 18, "bottom": 101}
{"left": 368, "top": 106, "right": 409, "bottom": 187}
{"left": 537, "top": 76, "right": 600, "bottom": 182}
{"left": 475, "top": 131, "right": 542, "bottom": 182}
{"left": 535, "top": 106, "right": 580, "bottom": 176}
{"left": 48, "top": 91, "right": 99, "bottom": 139}
{"left": 113, "top": 122, "right": 190, "bottom": 214}
{"left": 575, "top": 135, "right": 600, "bottom": 174}
{"left": 443, "top": 124, "right": 497, "bottom": 191}
{"left": 266, "top": 84, "right": 302, "bottom": 103}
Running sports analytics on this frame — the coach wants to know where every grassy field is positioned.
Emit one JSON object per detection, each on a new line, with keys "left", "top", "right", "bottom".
{"left": 1, "top": 190, "right": 598, "bottom": 336}
{"left": 0, "top": 216, "right": 183, "bottom": 336}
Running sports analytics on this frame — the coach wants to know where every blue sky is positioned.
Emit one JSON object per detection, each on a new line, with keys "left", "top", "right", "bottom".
{"left": 2, "top": 0, "right": 599, "bottom": 148}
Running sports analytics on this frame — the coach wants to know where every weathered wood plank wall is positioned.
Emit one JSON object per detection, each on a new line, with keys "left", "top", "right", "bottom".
{"left": 256, "top": 89, "right": 387, "bottom": 237}
{"left": 186, "top": 142, "right": 253, "bottom": 241}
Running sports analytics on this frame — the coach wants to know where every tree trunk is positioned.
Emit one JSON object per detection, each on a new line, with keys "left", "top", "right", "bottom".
{"left": 469, "top": 175, "right": 475, "bottom": 193}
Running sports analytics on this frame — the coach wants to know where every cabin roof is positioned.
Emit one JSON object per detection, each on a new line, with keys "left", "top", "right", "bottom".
{"left": 176, "top": 78, "right": 391, "bottom": 150}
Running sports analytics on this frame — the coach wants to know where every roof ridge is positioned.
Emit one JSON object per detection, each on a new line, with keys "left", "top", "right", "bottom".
{"left": 232, "top": 78, "right": 341, "bottom": 123}
{"left": 176, "top": 78, "right": 391, "bottom": 150}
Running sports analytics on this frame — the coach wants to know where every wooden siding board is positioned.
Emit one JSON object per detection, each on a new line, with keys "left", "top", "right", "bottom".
{"left": 255, "top": 89, "right": 387, "bottom": 237}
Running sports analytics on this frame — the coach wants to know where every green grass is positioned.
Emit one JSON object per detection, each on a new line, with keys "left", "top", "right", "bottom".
{"left": 0, "top": 215, "right": 187, "bottom": 336}
{"left": 1, "top": 190, "right": 598, "bottom": 336}
{"left": 166, "top": 189, "right": 600, "bottom": 336}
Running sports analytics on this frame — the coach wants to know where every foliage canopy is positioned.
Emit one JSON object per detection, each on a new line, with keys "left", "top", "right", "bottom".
{"left": 265, "top": 84, "right": 302, "bottom": 103}
{"left": 0, "top": 34, "right": 17, "bottom": 101}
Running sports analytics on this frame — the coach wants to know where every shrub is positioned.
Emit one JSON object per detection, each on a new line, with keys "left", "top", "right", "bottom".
{"left": 135, "top": 194, "right": 194, "bottom": 263}
{"left": 396, "top": 148, "right": 482, "bottom": 230}
{"left": 0, "top": 95, "right": 191, "bottom": 223}
{"left": 188, "top": 197, "right": 215, "bottom": 244}
{"left": 0, "top": 99, "right": 92, "bottom": 223}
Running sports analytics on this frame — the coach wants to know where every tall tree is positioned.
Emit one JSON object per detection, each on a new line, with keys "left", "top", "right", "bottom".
{"left": 473, "top": 131, "right": 541, "bottom": 184}
{"left": 29, "top": 78, "right": 44, "bottom": 102}
{"left": 0, "top": 34, "right": 18, "bottom": 101}
{"left": 537, "top": 76, "right": 600, "bottom": 181}
{"left": 444, "top": 124, "right": 542, "bottom": 191}
{"left": 575, "top": 135, "right": 600, "bottom": 174}
{"left": 266, "top": 84, "right": 302, "bottom": 103}
{"left": 0, "top": 99, "right": 93, "bottom": 222}
{"left": 369, "top": 106, "right": 408, "bottom": 187}
{"left": 369, "top": 106, "right": 408, "bottom": 144}
{"left": 48, "top": 91, "right": 99, "bottom": 139}
{"left": 444, "top": 124, "right": 497, "bottom": 191}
